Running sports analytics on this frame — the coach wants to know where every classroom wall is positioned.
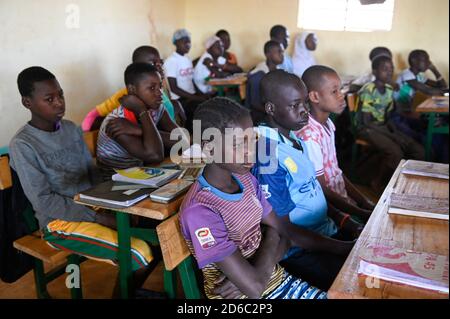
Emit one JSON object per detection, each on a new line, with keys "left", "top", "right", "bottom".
{"left": 185, "top": 0, "right": 449, "bottom": 79}
{"left": 1, "top": 0, "right": 448, "bottom": 146}
{"left": 0, "top": 0, "right": 185, "bottom": 146}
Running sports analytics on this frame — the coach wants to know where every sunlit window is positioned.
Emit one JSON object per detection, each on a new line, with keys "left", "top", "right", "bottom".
{"left": 298, "top": 0, "right": 395, "bottom": 32}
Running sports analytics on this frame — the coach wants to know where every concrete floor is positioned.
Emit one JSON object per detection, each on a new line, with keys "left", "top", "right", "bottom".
{"left": 0, "top": 258, "right": 184, "bottom": 299}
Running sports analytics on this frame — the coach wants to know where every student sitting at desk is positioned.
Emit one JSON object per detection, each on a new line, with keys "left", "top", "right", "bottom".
{"left": 96, "top": 63, "right": 183, "bottom": 180}
{"left": 194, "top": 35, "right": 230, "bottom": 95}
{"left": 216, "top": 29, "right": 243, "bottom": 74}
{"left": 269, "top": 24, "right": 293, "bottom": 74}
{"left": 297, "top": 65, "right": 375, "bottom": 222}
{"left": 350, "top": 46, "right": 394, "bottom": 93}
{"left": 246, "top": 41, "right": 284, "bottom": 126}
{"left": 356, "top": 55, "right": 425, "bottom": 191}
{"left": 393, "top": 50, "right": 448, "bottom": 160}
{"left": 81, "top": 46, "right": 185, "bottom": 131}
{"left": 10, "top": 67, "right": 153, "bottom": 294}
{"left": 395, "top": 49, "right": 448, "bottom": 113}
{"left": 180, "top": 97, "right": 354, "bottom": 299}
{"left": 252, "top": 70, "right": 361, "bottom": 290}
{"left": 164, "top": 29, "right": 209, "bottom": 133}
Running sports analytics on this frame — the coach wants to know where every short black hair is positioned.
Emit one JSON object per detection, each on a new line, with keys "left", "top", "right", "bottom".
{"left": 193, "top": 97, "right": 250, "bottom": 134}
{"left": 260, "top": 70, "right": 305, "bottom": 104}
{"left": 270, "top": 25, "right": 286, "bottom": 38}
{"left": 124, "top": 63, "right": 159, "bottom": 86}
{"left": 302, "top": 65, "right": 338, "bottom": 92}
{"left": 216, "top": 29, "right": 229, "bottom": 37}
{"left": 17, "top": 66, "right": 56, "bottom": 97}
{"left": 264, "top": 40, "right": 281, "bottom": 54}
{"left": 408, "top": 49, "right": 428, "bottom": 66}
{"left": 372, "top": 55, "right": 393, "bottom": 70}
{"left": 132, "top": 46, "right": 160, "bottom": 63}
{"left": 369, "top": 46, "right": 392, "bottom": 61}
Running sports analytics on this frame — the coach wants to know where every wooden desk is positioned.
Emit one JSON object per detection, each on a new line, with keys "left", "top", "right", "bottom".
{"left": 208, "top": 74, "right": 247, "bottom": 101}
{"left": 74, "top": 160, "right": 200, "bottom": 299}
{"left": 328, "top": 160, "right": 449, "bottom": 299}
{"left": 415, "top": 96, "right": 449, "bottom": 160}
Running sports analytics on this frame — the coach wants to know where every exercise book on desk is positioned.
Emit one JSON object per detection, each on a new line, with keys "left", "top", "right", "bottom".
{"left": 401, "top": 160, "right": 449, "bottom": 180}
{"left": 358, "top": 244, "right": 449, "bottom": 294}
{"left": 112, "top": 167, "right": 181, "bottom": 187}
{"left": 388, "top": 193, "right": 449, "bottom": 220}
{"left": 78, "top": 180, "right": 152, "bottom": 208}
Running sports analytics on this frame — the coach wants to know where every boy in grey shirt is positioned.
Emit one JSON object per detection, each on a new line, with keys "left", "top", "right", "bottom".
{"left": 10, "top": 67, "right": 153, "bottom": 295}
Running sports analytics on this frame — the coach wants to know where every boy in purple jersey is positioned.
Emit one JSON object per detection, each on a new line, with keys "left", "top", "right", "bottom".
{"left": 179, "top": 97, "right": 353, "bottom": 299}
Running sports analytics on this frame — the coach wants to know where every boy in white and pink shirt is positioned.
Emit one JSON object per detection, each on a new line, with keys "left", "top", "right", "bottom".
{"left": 296, "top": 65, "right": 375, "bottom": 223}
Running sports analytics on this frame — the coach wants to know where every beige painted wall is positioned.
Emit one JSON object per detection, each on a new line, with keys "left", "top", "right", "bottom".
{"left": 1, "top": 0, "right": 448, "bottom": 146}
{"left": 185, "top": 0, "right": 449, "bottom": 78}
{"left": 0, "top": 0, "right": 185, "bottom": 146}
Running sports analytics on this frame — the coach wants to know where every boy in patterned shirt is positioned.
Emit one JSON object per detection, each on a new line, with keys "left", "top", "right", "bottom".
{"left": 296, "top": 65, "right": 375, "bottom": 222}
{"left": 179, "top": 97, "right": 353, "bottom": 299}
{"left": 357, "top": 56, "right": 425, "bottom": 191}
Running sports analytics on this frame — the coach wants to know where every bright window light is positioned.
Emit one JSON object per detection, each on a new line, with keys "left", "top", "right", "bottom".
{"left": 298, "top": 0, "right": 395, "bottom": 32}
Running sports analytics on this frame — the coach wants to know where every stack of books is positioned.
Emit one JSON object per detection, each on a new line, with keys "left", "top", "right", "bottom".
{"left": 77, "top": 167, "right": 182, "bottom": 208}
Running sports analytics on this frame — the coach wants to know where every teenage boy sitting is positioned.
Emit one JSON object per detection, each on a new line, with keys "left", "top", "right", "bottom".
{"left": 96, "top": 63, "right": 184, "bottom": 180}
{"left": 357, "top": 56, "right": 425, "bottom": 191}
{"left": 164, "top": 29, "right": 209, "bottom": 132}
{"left": 296, "top": 65, "right": 375, "bottom": 223}
{"left": 180, "top": 97, "right": 354, "bottom": 298}
{"left": 395, "top": 49, "right": 447, "bottom": 114}
{"left": 246, "top": 40, "right": 284, "bottom": 126}
{"left": 10, "top": 67, "right": 153, "bottom": 294}
{"left": 252, "top": 70, "right": 362, "bottom": 289}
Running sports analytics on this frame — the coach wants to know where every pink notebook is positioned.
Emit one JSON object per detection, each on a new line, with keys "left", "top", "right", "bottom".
{"left": 358, "top": 244, "right": 449, "bottom": 294}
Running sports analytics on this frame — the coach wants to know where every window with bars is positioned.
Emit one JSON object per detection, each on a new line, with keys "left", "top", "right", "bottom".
{"left": 297, "top": 0, "right": 395, "bottom": 32}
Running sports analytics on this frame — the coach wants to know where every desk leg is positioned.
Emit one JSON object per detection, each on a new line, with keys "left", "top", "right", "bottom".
{"left": 425, "top": 113, "right": 435, "bottom": 161}
{"left": 216, "top": 86, "right": 225, "bottom": 97}
{"left": 116, "top": 211, "right": 132, "bottom": 299}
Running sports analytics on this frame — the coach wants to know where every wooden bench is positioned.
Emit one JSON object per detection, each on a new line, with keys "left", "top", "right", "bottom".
{"left": 0, "top": 156, "right": 12, "bottom": 190}
{"left": 156, "top": 213, "right": 202, "bottom": 299}
{"left": 13, "top": 231, "right": 70, "bottom": 267}
{"left": 0, "top": 156, "right": 84, "bottom": 299}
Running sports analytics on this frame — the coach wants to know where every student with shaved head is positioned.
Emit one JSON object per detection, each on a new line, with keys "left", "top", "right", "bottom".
{"left": 252, "top": 70, "right": 357, "bottom": 290}
{"left": 297, "top": 65, "right": 375, "bottom": 224}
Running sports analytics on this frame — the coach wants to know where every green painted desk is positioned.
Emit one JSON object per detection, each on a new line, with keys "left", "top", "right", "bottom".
{"left": 416, "top": 96, "right": 449, "bottom": 161}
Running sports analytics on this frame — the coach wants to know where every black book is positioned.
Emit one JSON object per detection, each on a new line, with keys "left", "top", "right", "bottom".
{"left": 78, "top": 181, "right": 153, "bottom": 208}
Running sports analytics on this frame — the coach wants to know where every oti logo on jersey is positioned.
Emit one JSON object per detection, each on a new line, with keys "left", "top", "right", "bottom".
{"left": 195, "top": 227, "right": 217, "bottom": 249}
